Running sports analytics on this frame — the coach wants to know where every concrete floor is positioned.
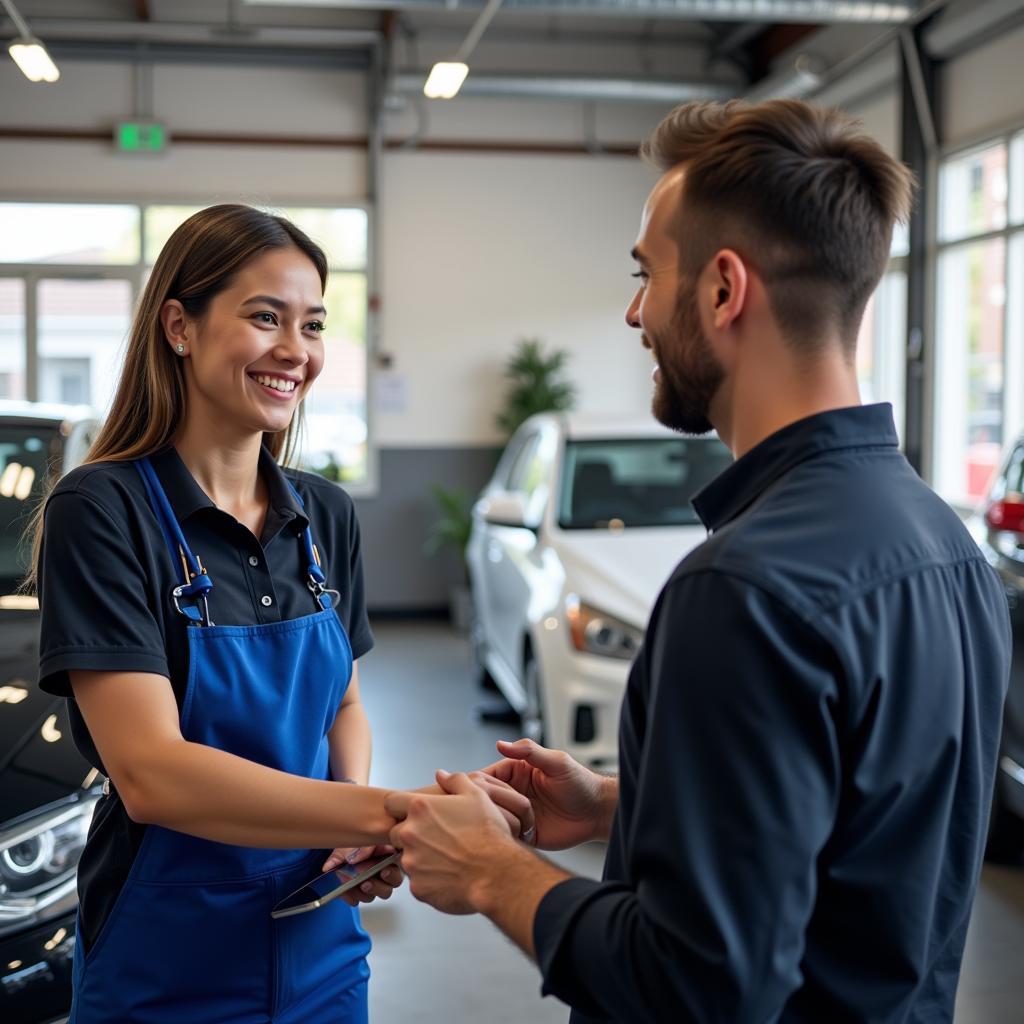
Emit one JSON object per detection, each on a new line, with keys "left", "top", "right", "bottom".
{"left": 357, "top": 621, "right": 1024, "bottom": 1024}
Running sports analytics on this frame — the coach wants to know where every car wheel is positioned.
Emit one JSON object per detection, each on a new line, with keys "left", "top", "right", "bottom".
{"left": 520, "top": 649, "right": 546, "bottom": 745}
{"left": 984, "top": 775, "right": 1024, "bottom": 864}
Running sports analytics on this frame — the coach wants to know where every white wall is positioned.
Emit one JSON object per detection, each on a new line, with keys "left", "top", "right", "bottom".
{"left": 846, "top": 91, "right": 900, "bottom": 158}
{"left": 0, "top": 56, "right": 666, "bottom": 450}
{"left": 378, "top": 150, "right": 655, "bottom": 447}
{"left": 0, "top": 61, "right": 369, "bottom": 199}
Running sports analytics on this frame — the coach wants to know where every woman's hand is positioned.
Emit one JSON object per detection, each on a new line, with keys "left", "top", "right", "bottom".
{"left": 396, "top": 775, "right": 535, "bottom": 841}
{"left": 321, "top": 844, "right": 403, "bottom": 905}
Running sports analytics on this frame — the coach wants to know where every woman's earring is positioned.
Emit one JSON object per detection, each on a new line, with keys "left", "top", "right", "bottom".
{"left": 176, "top": 344, "right": 185, "bottom": 354}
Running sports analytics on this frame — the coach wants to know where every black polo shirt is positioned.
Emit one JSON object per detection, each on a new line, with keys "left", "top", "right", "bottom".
{"left": 534, "top": 404, "right": 1011, "bottom": 1024}
{"left": 37, "top": 444, "right": 373, "bottom": 949}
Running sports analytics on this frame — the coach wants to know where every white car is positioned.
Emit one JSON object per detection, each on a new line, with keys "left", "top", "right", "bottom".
{"left": 467, "top": 413, "right": 733, "bottom": 766}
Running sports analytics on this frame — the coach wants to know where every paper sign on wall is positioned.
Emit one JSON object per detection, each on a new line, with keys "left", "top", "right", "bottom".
{"left": 375, "top": 372, "right": 408, "bottom": 414}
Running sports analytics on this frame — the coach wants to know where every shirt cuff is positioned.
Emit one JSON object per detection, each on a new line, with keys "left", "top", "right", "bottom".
{"left": 39, "top": 648, "right": 171, "bottom": 696}
{"left": 349, "top": 626, "right": 374, "bottom": 661}
{"left": 534, "top": 876, "right": 625, "bottom": 1016}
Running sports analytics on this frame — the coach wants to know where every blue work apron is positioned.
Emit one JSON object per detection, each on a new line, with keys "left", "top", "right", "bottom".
{"left": 69, "top": 457, "right": 371, "bottom": 1023}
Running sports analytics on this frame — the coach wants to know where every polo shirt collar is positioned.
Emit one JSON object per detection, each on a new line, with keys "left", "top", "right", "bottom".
{"left": 149, "top": 444, "right": 310, "bottom": 534}
{"left": 692, "top": 403, "right": 899, "bottom": 533}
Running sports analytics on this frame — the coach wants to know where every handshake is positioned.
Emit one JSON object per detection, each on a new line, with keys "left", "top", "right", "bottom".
{"left": 326, "top": 738, "right": 617, "bottom": 934}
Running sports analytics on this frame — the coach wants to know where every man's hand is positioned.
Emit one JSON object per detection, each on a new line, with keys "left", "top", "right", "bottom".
{"left": 321, "top": 845, "right": 404, "bottom": 906}
{"left": 408, "top": 773, "right": 535, "bottom": 840}
{"left": 482, "top": 738, "right": 618, "bottom": 849}
{"left": 385, "top": 770, "right": 518, "bottom": 914}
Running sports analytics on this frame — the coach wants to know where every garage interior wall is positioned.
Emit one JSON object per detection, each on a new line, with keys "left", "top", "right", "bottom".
{"left": 2, "top": 18, "right": 1021, "bottom": 610}
{"left": 0, "top": 55, "right": 661, "bottom": 609}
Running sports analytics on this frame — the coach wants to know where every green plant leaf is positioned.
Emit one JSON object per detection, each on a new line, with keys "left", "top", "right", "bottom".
{"left": 423, "top": 484, "right": 474, "bottom": 564}
{"left": 495, "top": 338, "right": 576, "bottom": 438}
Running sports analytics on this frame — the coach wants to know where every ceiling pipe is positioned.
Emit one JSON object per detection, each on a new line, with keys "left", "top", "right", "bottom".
{"left": 396, "top": 71, "right": 736, "bottom": 103}
{"left": 0, "top": 17, "right": 381, "bottom": 49}
{"left": 746, "top": 53, "right": 826, "bottom": 101}
{"left": 245, "top": 0, "right": 916, "bottom": 25}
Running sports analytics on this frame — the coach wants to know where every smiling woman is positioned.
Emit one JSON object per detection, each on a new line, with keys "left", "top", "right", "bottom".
{"left": 154, "top": 244, "right": 329, "bottom": 460}
{"left": 18, "top": 205, "right": 453, "bottom": 1024}
{"left": 144, "top": 204, "right": 371, "bottom": 485}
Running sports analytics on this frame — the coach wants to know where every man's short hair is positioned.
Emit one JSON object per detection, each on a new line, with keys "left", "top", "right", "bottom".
{"left": 641, "top": 99, "right": 915, "bottom": 355}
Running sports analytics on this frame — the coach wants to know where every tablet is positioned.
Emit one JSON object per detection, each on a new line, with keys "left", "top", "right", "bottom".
{"left": 271, "top": 851, "right": 403, "bottom": 919}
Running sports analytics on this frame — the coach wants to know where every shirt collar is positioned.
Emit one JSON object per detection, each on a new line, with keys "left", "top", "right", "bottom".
{"left": 692, "top": 403, "right": 900, "bottom": 533}
{"left": 149, "top": 444, "right": 310, "bottom": 534}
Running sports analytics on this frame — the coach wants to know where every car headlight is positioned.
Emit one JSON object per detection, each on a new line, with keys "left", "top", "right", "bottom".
{"left": 565, "top": 595, "right": 643, "bottom": 661}
{"left": 0, "top": 792, "right": 99, "bottom": 936}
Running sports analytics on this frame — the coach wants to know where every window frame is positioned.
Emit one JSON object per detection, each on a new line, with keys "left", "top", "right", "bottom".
{"left": 857, "top": 256, "right": 908, "bottom": 442}
{"left": 0, "top": 196, "right": 377, "bottom": 496}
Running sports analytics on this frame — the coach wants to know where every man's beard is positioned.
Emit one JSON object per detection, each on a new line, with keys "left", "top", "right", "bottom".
{"left": 648, "top": 280, "right": 724, "bottom": 435}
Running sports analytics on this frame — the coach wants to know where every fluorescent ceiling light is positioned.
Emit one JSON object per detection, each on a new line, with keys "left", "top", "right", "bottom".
{"left": 424, "top": 62, "right": 469, "bottom": 100}
{"left": 8, "top": 38, "right": 59, "bottom": 82}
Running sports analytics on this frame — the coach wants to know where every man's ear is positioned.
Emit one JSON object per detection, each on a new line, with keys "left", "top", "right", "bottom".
{"left": 707, "top": 249, "right": 749, "bottom": 332}
{"left": 160, "top": 299, "right": 190, "bottom": 356}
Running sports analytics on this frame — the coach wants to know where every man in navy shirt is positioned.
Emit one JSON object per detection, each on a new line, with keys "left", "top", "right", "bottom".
{"left": 387, "top": 100, "right": 1012, "bottom": 1022}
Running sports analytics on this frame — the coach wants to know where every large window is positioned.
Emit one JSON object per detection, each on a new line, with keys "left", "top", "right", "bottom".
{"left": 0, "top": 279, "right": 26, "bottom": 401}
{"left": 857, "top": 222, "right": 909, "bottom": 440}
{"left": 0, "top": 201, "right": 371, "bottom": 488}
{"left": 935, "top": 136, "right": 1022, "bottom": 506}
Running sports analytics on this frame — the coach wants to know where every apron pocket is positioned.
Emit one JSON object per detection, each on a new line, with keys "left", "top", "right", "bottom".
{"left": 273, "top": 868, "right": 371, "bottom": 1015}
{"left": 75, "top": 876, "right": 274, "bottom": 1024}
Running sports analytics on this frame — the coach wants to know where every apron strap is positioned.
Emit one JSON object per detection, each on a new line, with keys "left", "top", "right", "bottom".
{"left": 135, "top": 458, "right": 214, "bottom": 626}
{"left": 134, "top": 457, "right": 336, "bottom": 620}
{"left": 285, "top": 477, "right": 336, "bottom": 612}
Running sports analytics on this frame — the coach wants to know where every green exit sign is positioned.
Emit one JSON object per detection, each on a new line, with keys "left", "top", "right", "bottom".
{"left": 115, "top": 122, "right": 167, "bottom": 153}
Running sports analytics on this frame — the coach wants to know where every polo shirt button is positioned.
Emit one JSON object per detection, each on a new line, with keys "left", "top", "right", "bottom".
{"left": 261, "top": 595, "right": 273, "bottom": 607}
{"left": 249, "top": 556, "right": 259, "bottom": 567}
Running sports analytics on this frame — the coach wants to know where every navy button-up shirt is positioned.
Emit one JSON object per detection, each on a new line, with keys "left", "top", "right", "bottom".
{"left": 534, "top": 404, "right": 1011, "bottom": 1024}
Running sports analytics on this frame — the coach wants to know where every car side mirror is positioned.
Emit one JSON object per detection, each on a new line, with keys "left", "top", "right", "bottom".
{"left": 478, "top": 492, "right": 531, "bottom": 529}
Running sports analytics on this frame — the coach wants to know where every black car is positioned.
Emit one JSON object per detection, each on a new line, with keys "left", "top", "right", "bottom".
{"left": 973, "top": 438, "right": 1024, "bottom": 864}
{"left": 0, "top": 402, "right": 100, "bottom": 1023}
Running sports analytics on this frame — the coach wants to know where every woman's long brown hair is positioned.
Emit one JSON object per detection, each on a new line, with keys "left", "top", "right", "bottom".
{"left": 23, "top": 204, "right": 328, "bottom": 592}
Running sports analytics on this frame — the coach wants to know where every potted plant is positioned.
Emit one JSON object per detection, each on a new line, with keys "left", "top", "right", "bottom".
{"left": 496, "top": 338, "right": 576, "bottom": 439}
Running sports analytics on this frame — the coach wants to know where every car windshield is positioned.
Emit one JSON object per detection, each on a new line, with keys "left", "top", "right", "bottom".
{"left": 0, "top": 424, "right": 61, "bottom": 593}
{"left": 558, "top": 436, "right": 733, "bottom": 530}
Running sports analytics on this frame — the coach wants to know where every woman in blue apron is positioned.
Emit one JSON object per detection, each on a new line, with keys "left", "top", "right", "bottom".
{"left": 31, "top": 205, "right": 529, "bottom": 1023}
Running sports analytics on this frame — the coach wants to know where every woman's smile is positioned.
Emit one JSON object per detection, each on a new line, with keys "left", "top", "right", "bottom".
{"left": 248, "top": 372, "right": 300, "bottom": 400}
